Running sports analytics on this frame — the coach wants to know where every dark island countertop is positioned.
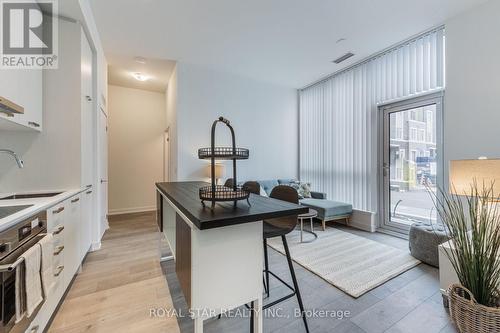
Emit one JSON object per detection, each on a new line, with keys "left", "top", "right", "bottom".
{"left": 156, "top": 181, "right": 309, "bottom": 230}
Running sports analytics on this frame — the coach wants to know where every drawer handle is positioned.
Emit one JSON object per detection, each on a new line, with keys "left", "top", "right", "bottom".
{"left": 86, "top": 190, "right": 92, "bottom": 195}
{"left": 28, "top": 121, "right": 40, "bottom": 128}
{"left": 53, "top": 245, "right": 64, "bottom": 255}
{"left": 54, "top": 265, "right": 64, "bottom": 277}
{"left": 53, "top": 225, "right": 64, "bottom": 235}
{"left": 30, "top": 325, "right": 40, "bottom": 333}
{"left": 71, "top": 198, "right": 80, "bottom": 203}
{"left": 52, "top": 206, "right": 64, "bottom": 214}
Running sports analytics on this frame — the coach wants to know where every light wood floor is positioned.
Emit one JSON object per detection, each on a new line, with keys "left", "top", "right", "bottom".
{"left": 48, "top": 212, "right": 180, "bottom": 333}
{"left": 48, "top": 212, "right": 456, "bottom": 333}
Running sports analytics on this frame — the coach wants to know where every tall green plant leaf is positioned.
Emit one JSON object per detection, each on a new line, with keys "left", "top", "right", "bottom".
{"left": 429, "top": 181, "right": 500, "bottom": 307}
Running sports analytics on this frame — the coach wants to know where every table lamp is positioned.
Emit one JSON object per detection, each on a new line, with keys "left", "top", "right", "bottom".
{"left": 449, "top": 158, "right": 500, "bottom": 200}
{"left": 207, "top": 163, "right": 225, "bottom": 185}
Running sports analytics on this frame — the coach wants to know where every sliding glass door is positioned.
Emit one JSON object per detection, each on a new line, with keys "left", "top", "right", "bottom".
{"left": 380, "top": 93, "right": 443, "bottom": 233}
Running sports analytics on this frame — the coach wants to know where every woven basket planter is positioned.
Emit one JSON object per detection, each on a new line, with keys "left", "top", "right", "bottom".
{"left": 448, "top": 284, "right": 500, "bottom": 333}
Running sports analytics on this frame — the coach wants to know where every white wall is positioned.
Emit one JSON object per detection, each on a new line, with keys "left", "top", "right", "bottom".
{"left": 0, "top": 19, "right": 82, "bottom": 192}
{"left": 444, "top": 0, "right": 500, "bottom": 184}
{"left": 108, "top": 85, "right": 166, "bottom": 214}
{"left": 173, "top": 62, "right": 298, "bottom": 182}
{"left": 165, "top": 66, "right": 178, "bottom": 181}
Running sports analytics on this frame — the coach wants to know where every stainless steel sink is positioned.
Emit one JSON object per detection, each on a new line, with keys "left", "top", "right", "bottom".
{"left": 0, "top": 192, "right": 62, "bottom": 200}
{"left": 0, "top": 205, "right": 33, "bottom": 219}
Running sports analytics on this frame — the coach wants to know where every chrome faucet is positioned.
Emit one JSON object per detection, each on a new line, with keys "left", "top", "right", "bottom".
{"left": 0, "top": 149, "right": 24, "bottom": 168}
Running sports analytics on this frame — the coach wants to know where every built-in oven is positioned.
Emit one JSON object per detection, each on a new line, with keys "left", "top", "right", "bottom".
{"left": 0, "top": 211, "right": 47, "bottom": 333}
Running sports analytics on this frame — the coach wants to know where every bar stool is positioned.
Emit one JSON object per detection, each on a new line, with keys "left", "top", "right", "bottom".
{"left": 223, "top": 178, "right": 234, "bottom": 188}
{"left": 263, "top": 185, "right": 309, "bottom": 333}
{"left": 242, "top": 181, "right": 260, "bottom": 195}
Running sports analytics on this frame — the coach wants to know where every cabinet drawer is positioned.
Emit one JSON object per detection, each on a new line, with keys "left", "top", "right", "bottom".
{"left": 53, "top": 244, "right": 64, "bottom": 267}
{"left": 47, "top": 202, "right": 66, "bottom": 231}
{"left": 51, "top": 224, "right": 64, "bottom": 246}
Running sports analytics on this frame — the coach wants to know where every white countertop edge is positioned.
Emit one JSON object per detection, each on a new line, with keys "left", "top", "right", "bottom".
{"left": 0, "top": 187, "right": 90, "bottom": 232}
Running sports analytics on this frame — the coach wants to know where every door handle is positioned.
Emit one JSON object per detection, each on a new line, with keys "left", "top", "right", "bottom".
{"left": 101, "top": 179, "right": 108, "bottom": 183}
{"left": 85, "top": 95, "right": 92, "bottom": 102}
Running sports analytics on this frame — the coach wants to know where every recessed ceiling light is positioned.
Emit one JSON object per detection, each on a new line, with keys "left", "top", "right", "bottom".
{"left": 134, "top": 56, "right": 147, "bottom": 64}
{"left": 132, "top": 72, "right": 149, "bottom": 81}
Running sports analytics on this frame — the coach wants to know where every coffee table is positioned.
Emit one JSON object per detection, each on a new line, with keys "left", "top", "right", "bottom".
{"left": 298, "top": 208, "right": 318, "bottom": 243}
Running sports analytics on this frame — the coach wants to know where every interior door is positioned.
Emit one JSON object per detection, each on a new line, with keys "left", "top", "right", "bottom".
{"left": 380, "top": 93, "right": 443, "bottom": 234}
{"left": 99, "top": 108, "right": 109, "bottom": 235}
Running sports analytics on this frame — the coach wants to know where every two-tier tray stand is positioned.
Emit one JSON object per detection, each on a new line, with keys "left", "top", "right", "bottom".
{"left": 198, "top": 117, "right": 250, "bottom": 208}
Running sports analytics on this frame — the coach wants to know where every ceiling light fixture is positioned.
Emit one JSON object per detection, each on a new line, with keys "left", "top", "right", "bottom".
{"left": 134, "top": 56, "right": 147, "bottom": 64}
{"left": 132, "top": 72, "right": 149, "bottom": 81}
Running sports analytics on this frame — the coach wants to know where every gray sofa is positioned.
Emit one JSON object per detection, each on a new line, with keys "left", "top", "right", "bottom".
{"left": 256, "top": 179, "right": 353, "bottom": 231}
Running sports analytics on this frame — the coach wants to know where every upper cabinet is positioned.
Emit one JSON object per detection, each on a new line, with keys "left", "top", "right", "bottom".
{"left": 0, "top": 68, "right": 43, "bottom": 131}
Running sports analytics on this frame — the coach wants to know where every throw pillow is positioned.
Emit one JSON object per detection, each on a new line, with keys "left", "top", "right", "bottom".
{"left": 298, "top": 182, "right": 312, "bottom": 198}
{"left": 288, "top": 182, "right": 303, "bottom": 199}
{"left": 287, "top": 181, "right": 312, "bottom": 199}
{"left": 259, "top": 186, "right": 268, "bottom": 197}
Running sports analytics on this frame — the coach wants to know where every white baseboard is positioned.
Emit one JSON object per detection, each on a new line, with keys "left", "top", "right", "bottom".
{"left": 350, "top": 209, "right": 377, "bottom": 232}
{"left": 108, "top": 205, "right": 156, "bottom": 215}
{"left": 90, "top": 241, "right": 101, "bottom": 252}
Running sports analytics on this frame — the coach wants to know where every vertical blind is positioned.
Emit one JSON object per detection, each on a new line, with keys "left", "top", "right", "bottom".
{"left": 299, "top": 27, "right": 445, "bottom": 212}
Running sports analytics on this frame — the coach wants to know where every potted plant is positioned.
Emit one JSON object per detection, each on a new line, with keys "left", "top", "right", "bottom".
{"left": 430, "top": 182, "right": 500, "bottom": 333}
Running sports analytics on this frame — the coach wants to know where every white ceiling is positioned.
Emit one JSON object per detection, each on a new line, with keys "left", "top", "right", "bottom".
{"left": 107, "top": 55, "right": 176, "bottom": 92}
{"left": 89, "top": 0, "right": 488, "bottom": 88}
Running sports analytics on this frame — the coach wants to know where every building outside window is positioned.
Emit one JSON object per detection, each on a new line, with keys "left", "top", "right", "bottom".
{"left": 418, "top": 129, "right": 426, "bottom": 142}
{"left": 410, "top": 150, "right": 417, "bottom": 163}
{"left": 410, "top": 127, "right": 417, "bottom": 141}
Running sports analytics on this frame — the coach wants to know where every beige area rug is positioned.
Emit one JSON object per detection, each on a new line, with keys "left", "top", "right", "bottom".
{"left": 267, "top": 228, "right": 420, "bottom": 298}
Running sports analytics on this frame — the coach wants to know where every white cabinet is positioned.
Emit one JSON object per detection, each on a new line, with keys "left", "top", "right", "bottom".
{"left": 30, "top": 198, "right": 69, "bottom": 333}
{"left": 81, "top": 28, "right": 94, "bottom": 189}
{"left": 46, "top": 200, "right": 67, "bottom": 302}
{"left": 64, "top": 194, "right": 82, "bottom": 287}
{"left": 0, "top": 68, "right": 43, "bottom": 131}
{"left": 80, "top": 188, "right": 93, "bottom": 260}
{"left": 31, "top": 192, "right": 87, "bottom": 333}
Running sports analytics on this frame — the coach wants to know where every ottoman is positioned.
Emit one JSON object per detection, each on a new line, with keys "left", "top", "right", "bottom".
{"left": 409, "top": 222, "right": 450, "bottom": 267}
{"left": 300, "top": 198, "right": 352, "bottom": 231}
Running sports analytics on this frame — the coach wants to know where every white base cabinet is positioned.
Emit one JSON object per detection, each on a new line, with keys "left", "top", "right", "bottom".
{"left": 25, "top": 190, "right": 92, "bottom": 333}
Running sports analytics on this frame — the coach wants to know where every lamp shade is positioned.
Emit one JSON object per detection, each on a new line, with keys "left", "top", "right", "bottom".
{"left": 207, "top": 163, "right": 225, "bottom": 179}
{"left": 449, "top": 159, "right": 500, "bottom": 197}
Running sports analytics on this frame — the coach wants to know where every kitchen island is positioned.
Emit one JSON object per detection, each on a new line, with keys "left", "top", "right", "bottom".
{"left": 156, "top": 181, "right": 308, "bottom": 333}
